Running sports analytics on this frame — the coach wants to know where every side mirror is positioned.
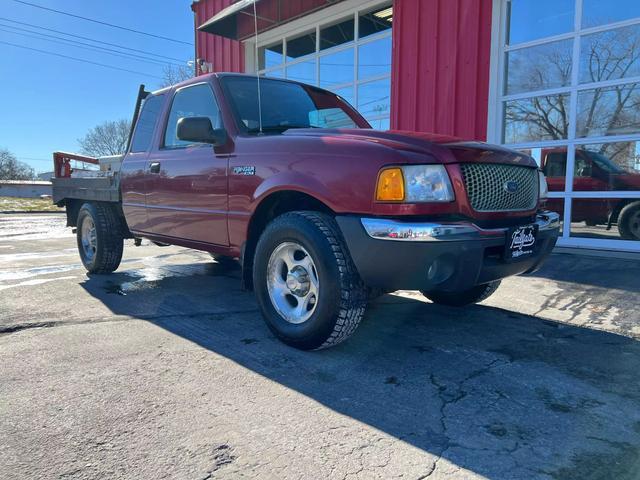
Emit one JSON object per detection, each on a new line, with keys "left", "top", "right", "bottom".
{"left": 176, "top": 116, "right": 226, "bottom": 146}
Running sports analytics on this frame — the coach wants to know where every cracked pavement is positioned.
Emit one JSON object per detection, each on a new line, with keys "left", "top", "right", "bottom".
{"left": 1, "top": 214, "right": 640, "bottom": 479}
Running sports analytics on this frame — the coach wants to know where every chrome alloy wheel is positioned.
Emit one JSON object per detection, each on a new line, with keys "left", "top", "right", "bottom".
{"left": 80, "top": 217, "right": 98, "bottom": 261}
{"left": 266, "top": 242, "right": 320, "bottom": 324}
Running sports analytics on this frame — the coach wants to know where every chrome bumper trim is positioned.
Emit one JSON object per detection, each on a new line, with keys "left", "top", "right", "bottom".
{"left": 361, "top": 211, "right": 560, "bottom": 242}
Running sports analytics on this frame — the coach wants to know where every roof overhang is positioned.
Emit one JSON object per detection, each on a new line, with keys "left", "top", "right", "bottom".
{"left": 197, "top": 0, "right": 341, "bottom": 40}
{"left": 198, "top": 0, "right": 260, "bottom": 39}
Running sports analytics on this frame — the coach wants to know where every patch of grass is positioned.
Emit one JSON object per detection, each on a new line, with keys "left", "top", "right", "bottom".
{"left": 0, "top": 196, "right": 64, "bottom": 212}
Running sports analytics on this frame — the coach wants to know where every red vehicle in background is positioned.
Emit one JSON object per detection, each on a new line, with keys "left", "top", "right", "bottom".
{"left": 541, "top": 147, "right": 640, "bottom": 240}
{"left": 52, "top": 73, "right": 559, "bottom": 350}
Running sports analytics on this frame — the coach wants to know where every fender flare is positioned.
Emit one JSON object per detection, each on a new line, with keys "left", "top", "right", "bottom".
{"left": 251, "top": 171, "right": 338, "bottom": 213}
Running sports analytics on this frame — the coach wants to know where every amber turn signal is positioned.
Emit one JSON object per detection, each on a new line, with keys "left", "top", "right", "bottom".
{"left": 376, "top": 168, "right": 405, "bottom": 201}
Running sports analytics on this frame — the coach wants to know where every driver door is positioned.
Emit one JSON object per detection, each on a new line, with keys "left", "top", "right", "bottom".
{"left": 145, "top": 83, "right": 229, "bottom": 246}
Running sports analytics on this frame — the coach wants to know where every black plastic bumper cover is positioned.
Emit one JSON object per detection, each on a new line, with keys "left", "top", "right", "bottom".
{"left": 336, "top": 215, "right": 559, "bottom": 292}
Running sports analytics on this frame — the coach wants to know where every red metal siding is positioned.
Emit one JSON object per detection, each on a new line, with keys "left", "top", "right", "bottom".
{"left": 192, "top": 0, "right": 244, "bottom": 74}
{"left": 391, "top": 0, "right": 493, "bottom": 141}
{"left": 192, "top": 0, "right": 332, "bottom": 74}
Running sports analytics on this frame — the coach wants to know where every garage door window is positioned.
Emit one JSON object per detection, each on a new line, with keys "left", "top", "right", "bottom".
{"left": 495, "top": 0, "right": 640, "bottom": 251}
{"left": 257, "top": 3, "right": 392, "bottom": 130}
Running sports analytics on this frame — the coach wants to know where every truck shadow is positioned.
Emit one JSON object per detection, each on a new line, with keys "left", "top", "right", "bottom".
{"left": 80, "top": 261, "right": 640, "bottom": 479}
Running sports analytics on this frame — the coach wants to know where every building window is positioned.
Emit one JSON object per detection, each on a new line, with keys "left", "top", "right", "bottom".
{"left": 257, "top": 3, "right": 392, "bottom": 130}
{"left": 496, "top": 0, "right": 640, "bottom": 250}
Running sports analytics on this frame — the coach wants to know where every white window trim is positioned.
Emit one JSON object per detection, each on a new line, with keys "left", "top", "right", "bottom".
{"left": 488, "top": 0, "right": 640, "bottom": 252}
{"left": 243, "top": 0, "right": 392, "bottom": 127}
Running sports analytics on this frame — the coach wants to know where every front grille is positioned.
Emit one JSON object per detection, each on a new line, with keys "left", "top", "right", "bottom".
{"left": 460, "top": 163, "right": 538, "bottom": 212}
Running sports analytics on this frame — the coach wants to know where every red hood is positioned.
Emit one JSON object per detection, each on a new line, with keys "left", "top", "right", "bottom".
{"left": 283, "top": 128, "right": 539, "bottom": 167}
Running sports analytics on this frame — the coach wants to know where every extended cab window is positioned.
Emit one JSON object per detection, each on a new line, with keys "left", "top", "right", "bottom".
{"left": 220, "top": 76, "right": 367, "bottom": 133}
{"left": 164, "top": 83, "right": 222, "bottom": 148}
{"left": 130, "top": 94, "right": 165, "bottom": 153}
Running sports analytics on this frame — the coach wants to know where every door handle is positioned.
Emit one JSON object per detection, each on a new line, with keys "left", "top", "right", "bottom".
{"left": 149, "top": 162, "right": 160, "bottom": 174}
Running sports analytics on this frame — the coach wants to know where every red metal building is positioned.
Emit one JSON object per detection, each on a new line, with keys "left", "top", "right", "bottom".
{"left": 190, "top": 0, "right": 640, "bottom": 253}
{"left": 192, "top": 0, "right": 492, "bottom": 139}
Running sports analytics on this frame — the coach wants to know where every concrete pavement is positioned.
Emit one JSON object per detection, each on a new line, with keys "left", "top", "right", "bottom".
{"left": 1, "top": 213, "right": 640, "bottom": 479}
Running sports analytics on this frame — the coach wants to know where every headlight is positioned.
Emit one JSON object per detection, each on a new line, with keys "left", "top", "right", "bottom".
{"left": 376, "top": 165, "right": 454, "bottom": 202}
{"left": 538, "top": 171, "right": 548, "bottom": 199}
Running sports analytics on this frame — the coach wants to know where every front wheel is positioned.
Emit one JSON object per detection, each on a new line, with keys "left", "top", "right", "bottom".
{"left": 76, "top": 202, "right": 123, "bottom": 274}
{"left": 617, "top": 201, "right": 640, "bottom": 240}
{"left": 421, "top": 280, "right": 501, "bottom": 307}
{"left": 253, "top": 211, "right": 367, "bottom": 350}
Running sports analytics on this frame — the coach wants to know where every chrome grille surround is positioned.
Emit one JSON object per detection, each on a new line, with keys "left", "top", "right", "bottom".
{"left": 460, "top": 163, "right": 538, "bottom": 212}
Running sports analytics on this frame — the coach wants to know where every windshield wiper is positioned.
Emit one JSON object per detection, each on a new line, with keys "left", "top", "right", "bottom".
{"left": 247, "top": 124, "right": 320, "bottom": 133}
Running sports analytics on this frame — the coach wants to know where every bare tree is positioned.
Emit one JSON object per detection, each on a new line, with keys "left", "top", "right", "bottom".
{"left": 505, "top": 26, "right": 640, "bottom": 152}
{"left": 159, "top": 64, "right": 193, "bottom": 88}
{"left": 78, "top": 119, "right": 131, "bottom": 158}
{"left": 0, "top": 148, "right": 35, "bottom": 180}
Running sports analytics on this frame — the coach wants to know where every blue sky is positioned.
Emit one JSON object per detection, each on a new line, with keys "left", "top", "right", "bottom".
{"left": 0, "top": 0, "right": 194, "bottom": 173}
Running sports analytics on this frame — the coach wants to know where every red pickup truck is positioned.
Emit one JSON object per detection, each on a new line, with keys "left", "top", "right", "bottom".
{"left": 52, "top": 73, "right": 559, "bottom": 350}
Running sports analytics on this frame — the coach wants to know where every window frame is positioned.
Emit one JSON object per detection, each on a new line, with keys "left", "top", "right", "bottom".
{"left": 160, "top": 81, "right": 223, "bottom": 151}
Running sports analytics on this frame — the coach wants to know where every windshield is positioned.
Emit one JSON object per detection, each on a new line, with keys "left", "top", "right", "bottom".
{"left": 220, "top": 76, "right": 370, "bottom": 134}
{"left": 582, "top": 150, "right": 627, "bottom": 174}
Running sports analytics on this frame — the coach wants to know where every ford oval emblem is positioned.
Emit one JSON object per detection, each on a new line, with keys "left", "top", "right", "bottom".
{"left": 504, "top": 180, "right": 519, "bottom": 193}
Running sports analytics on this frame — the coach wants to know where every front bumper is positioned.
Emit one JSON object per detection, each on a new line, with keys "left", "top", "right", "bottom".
{"left": 336, "top": 211, "right": 560, "bottom": 292}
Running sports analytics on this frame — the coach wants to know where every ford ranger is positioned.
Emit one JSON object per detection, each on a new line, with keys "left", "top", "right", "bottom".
{"left": 52, "top": 73, "right": 560, "bottom": 350}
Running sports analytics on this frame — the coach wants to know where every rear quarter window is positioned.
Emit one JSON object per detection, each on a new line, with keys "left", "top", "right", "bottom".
{"left": 130, "top": 94, "right": 165, "bottom": 153}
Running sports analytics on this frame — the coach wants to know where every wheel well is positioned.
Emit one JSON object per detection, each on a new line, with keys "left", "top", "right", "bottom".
{"left": 63, "top": 199, "right": 82, "bottom": 227}
{"left": 241, "top": 191, "right": 333, "bottom": 290}
{"left": 63, "top": 199, "right": 132, "bottom": 238}
{"left": 611, "top": 199, "right": 639, "bottom": 223}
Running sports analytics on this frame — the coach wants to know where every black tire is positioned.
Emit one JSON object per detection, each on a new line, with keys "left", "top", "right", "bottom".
{"left": 421, "top": 280, "right": 501, "bottom": 307}
{"left": 76, "top": 202, "right": 124, "bottom": 274}
{"left": 253, "top": 211, "right": 367, "bottom": 350}
{"left": 617, "top": 201, "right": 640, "bottom": 240}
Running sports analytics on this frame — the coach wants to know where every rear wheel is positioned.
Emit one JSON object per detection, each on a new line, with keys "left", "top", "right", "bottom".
{"left": 617, "top": 201, "right": 640, "bottom": 240}
{"left": 76, "top": 202, "right": 123, "bottom": 274}
{"left": 421, "top": 280, "right": 501, "bottom": 307}
{"left": 253, "top": 211, "right": 367, "bottom": 350}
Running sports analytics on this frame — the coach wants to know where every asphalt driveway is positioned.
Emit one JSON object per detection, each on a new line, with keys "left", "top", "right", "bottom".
{"left": 1, "top": 213, "right": 640, "bottom": 479}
